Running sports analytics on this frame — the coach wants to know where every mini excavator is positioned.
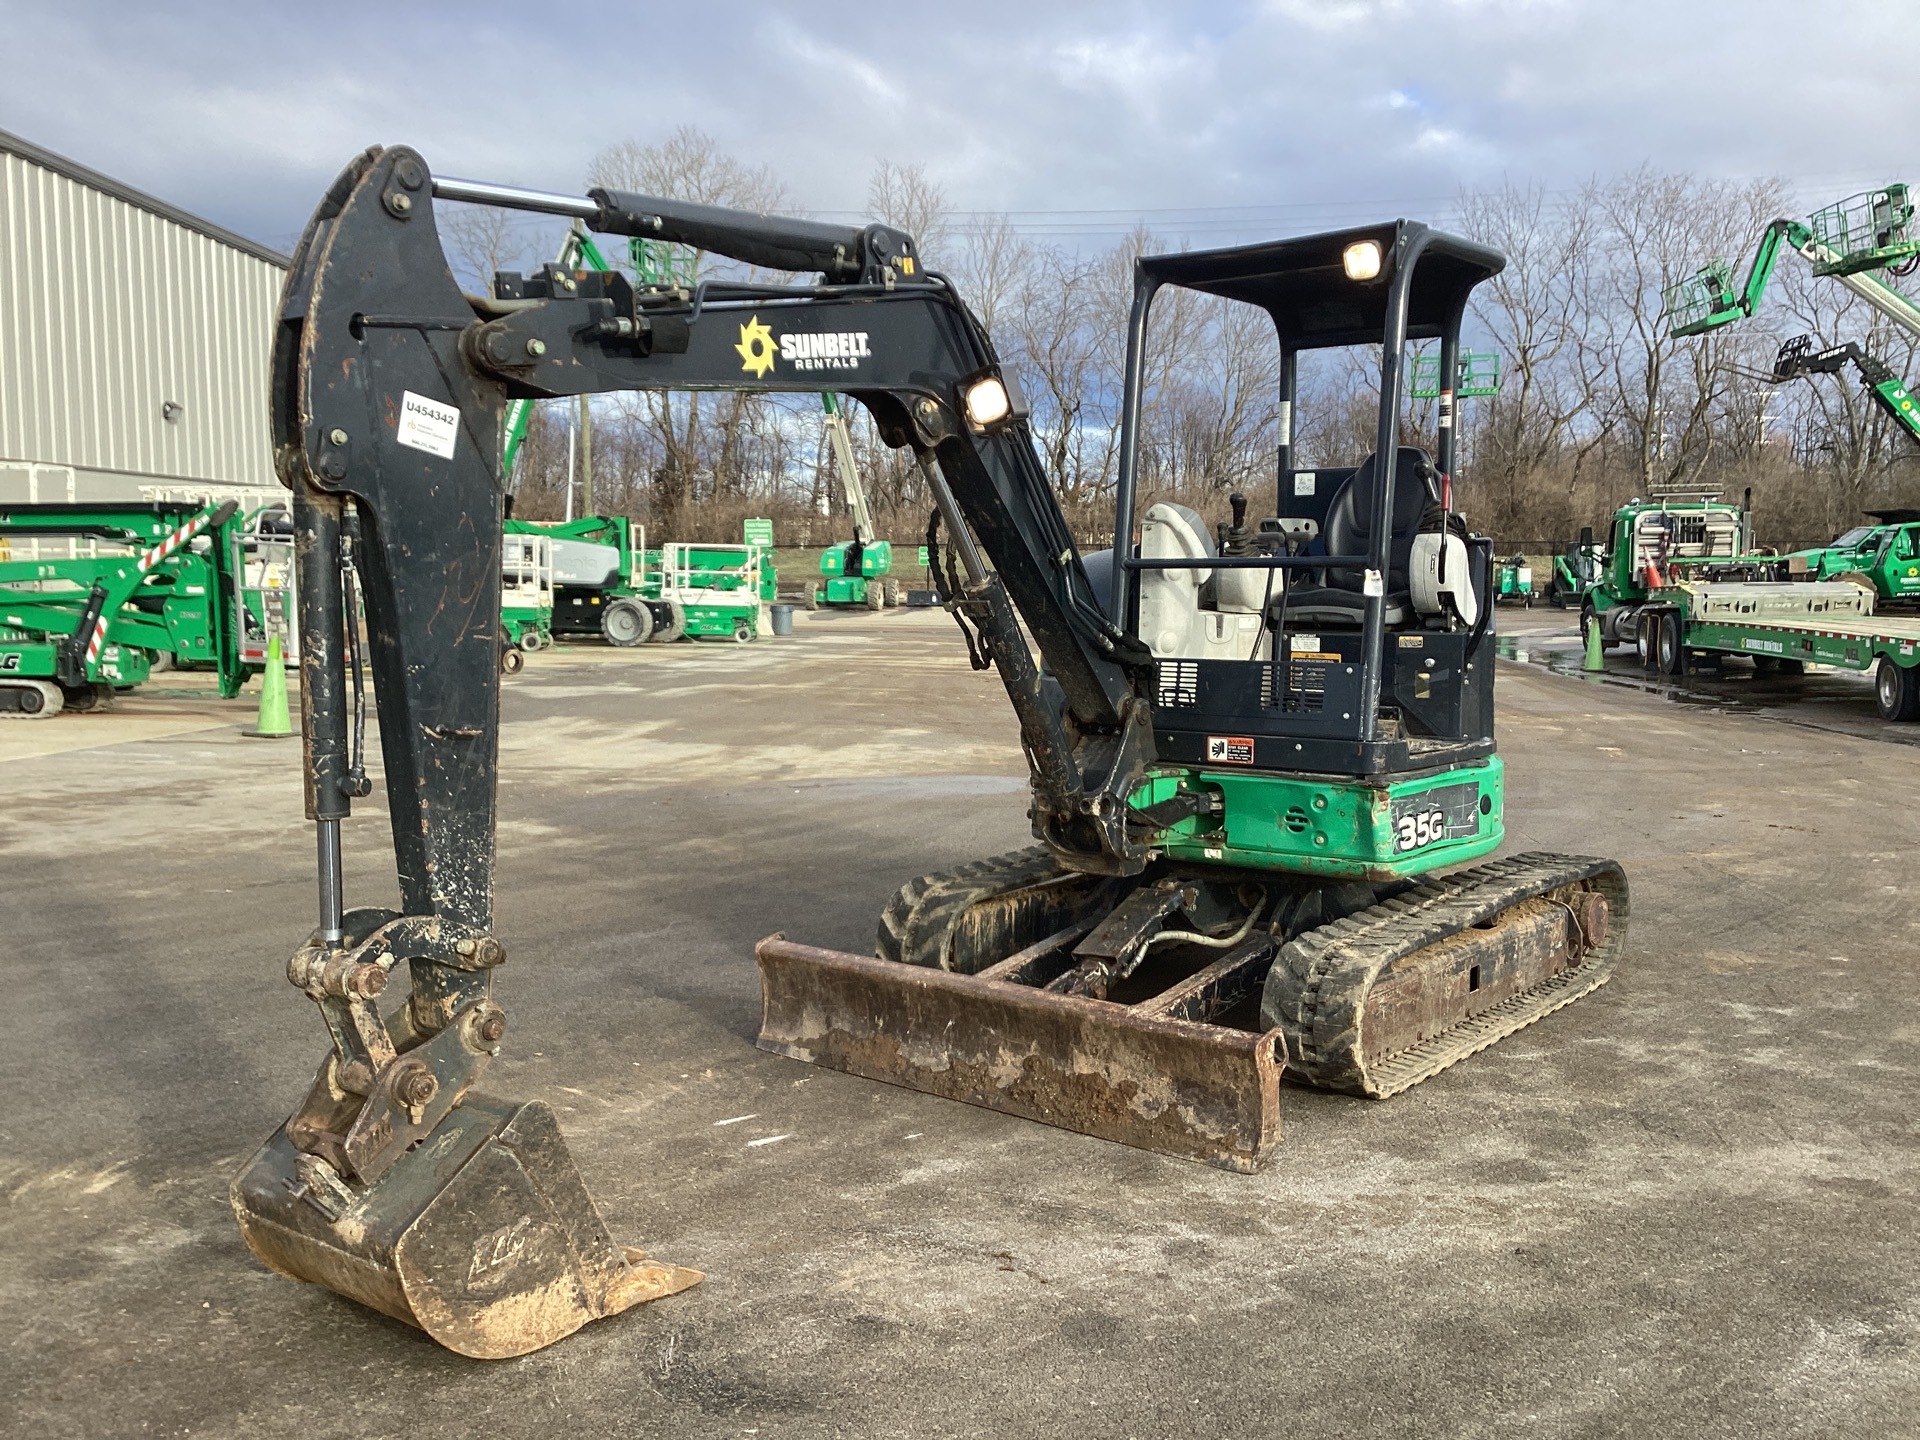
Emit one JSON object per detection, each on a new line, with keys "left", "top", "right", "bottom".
{"left": 233, "top": 145, "right": 1629, "bottom": 1359}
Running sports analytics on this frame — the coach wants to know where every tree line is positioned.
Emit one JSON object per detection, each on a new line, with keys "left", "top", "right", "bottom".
{"left": 447, "top": 130, "right": 1920, "bottom": 554}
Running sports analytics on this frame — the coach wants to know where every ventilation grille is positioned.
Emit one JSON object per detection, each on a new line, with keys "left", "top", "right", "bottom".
{"left": 1260, "top": 665, "right": 1324, "bottom": 713}
{"left": 1283, "top": 806, "right": 1311, "bottom": 833}
{"left": 1156, "top": 660, "right": 1200, "bottom": 709}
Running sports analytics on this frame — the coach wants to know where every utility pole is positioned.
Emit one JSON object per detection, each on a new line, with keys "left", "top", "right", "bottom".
{"left": 579, "top": 394, "right": 593, "bottom": 517}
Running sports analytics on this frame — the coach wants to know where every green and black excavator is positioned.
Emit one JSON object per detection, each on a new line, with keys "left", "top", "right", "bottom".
{"left": 233, "top": 145, "right": 1629, "bottom": 1360}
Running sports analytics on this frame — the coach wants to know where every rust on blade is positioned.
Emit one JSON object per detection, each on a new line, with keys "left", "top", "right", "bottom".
{"left": 754, "top": 936, "right": 1284, "bottom": 1172}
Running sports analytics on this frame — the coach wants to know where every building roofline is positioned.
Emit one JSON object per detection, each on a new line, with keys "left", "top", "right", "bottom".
{"left": 0, "top": 126, "right": 291, "bottom": 269}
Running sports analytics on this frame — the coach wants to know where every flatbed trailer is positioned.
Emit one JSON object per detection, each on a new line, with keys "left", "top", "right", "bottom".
{"left": 1633, "top": 579, "right": 1920, "bottom": 719}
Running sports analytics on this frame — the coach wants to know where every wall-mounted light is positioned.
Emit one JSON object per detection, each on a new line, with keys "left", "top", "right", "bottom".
{"left": 161, "top": 400, "right": 184, "bottom": 423}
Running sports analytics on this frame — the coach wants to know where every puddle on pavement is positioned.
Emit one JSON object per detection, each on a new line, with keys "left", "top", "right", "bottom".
{"left": 787, "top": 775, "right": 1027, "bottom": 799}
{"left": 1492, "top": 627, "right": 1920, "bottom": 749}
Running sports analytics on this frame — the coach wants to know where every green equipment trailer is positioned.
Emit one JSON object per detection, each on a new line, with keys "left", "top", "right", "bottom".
{"left": 1628, "top": 576, "right": 1920, "bottom": 721}
{"left": 0, "top": 499, "right": 255, "bottom": 716}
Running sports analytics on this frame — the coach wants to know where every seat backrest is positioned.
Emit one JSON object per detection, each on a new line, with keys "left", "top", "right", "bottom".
{"left": 1321, "top": 448, "right": 1437, "bottom": 593}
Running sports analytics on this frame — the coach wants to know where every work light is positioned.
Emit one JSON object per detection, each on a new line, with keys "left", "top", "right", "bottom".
{"left": 1342, "top": 240, "right": 1383, "bottom": 281}
{"left": 964, "top": 375, "right": 1013, "bottom": 430}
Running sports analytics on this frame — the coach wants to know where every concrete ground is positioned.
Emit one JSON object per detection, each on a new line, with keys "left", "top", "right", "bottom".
{"left": 4, "top": 607, "right": 1918, "bottom": 1439}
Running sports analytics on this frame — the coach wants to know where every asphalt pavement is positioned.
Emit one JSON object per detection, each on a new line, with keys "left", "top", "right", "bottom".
{"left": 4, "top": 607, "right": 1916, "bottom": 1438}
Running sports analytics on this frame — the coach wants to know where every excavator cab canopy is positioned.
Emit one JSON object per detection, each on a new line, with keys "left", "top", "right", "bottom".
{"left": 1135, "top": 221, "right": 1504, "bottom": 350}
{"left": 1110, "top": 220, "right": 1508, "bottom": 779}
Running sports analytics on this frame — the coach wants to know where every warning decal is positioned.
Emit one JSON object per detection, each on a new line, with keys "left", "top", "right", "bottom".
{"left": 1206, "top": 735, "right": 1257, "bottom": 766}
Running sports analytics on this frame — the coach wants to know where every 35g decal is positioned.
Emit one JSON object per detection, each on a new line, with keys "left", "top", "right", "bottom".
{"left": 1394, "top": 808, "right": 1448, "bottom": 853}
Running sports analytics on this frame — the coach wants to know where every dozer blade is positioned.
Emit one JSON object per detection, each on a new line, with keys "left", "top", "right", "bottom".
{"left": 231, "top": 1093, "right": 700, "bottom": 1359}
{"left": 756, "top": 937, "right": 1285, "bottom": 1172}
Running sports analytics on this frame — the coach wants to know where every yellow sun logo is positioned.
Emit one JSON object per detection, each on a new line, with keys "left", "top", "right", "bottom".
{"left": 735, "top": 315, "right": 778, "bottom": 378}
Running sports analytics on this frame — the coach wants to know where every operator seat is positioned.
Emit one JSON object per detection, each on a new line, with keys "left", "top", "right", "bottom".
{"left": 1283, "top": 447, "right": 1438, "bottom": 628}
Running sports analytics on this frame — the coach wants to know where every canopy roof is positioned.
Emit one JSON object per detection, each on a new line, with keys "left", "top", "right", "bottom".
{"left": 1136, "top": 221, "right": 1505, "bottom": 351}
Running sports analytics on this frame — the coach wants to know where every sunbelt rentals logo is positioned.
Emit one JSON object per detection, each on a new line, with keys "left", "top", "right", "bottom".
{"left": 736, "top": 314, "right": 872, "bottom": 378}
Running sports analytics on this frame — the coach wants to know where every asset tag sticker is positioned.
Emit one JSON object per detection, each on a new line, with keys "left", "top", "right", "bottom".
{"left": 397, "top": 390, "right": 460, "bottom": 460}
{"left": 1206, "top": 735, "right": 1257, "bottom": 766}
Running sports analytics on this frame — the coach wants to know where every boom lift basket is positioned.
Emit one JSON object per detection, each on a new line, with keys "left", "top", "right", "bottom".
{"left": 1661, "top": 263, "right": 1737, "bottom": 338}
{"left": 1807, "top": 185, "right": 1920, "bottom": 277}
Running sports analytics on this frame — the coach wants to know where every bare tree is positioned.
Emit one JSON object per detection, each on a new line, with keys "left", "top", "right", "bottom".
{"left": 1581, "top": 167, "right": 1789, "bottom": 493}
{"left": 1460, "top": 179, "right": 1610, "bottom": 536}
{"left": 585, "top": 129, "right": 790, "bottom": 534}
{"left": 951, "top": 212, "right": 1030, "bottom": 335}
{"left": 439, "top": 204, "right": 544, "bottom": 292}
{"left": 588, "top": 127, "right": 787, "bottom": 222}
{"left": 867, "top": 160, "right": 949, "bottom": 266}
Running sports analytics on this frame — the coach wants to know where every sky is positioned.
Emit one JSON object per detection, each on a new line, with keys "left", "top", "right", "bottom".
{"left": 1, "top": 0, "right": 1914, "bottom": 258}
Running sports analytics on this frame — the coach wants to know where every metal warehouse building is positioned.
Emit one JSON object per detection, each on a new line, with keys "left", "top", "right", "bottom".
{"left": 0, "top": 128, "right": 288, "bottom": 506}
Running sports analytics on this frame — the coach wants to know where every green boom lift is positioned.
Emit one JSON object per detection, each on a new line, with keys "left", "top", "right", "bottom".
{"left": 1768, "top": 333, "right": 1920, "bottom": 450}
{"left": 0, "top": 499, "right": 253, "bottom": 716}
{"left": 809, "top": 391, "right": 896, "bottom": 609}
{"left": 1765, "top": 334, "right": 1920, "bottom": 605}
{"left": 1663, "top": 185, "right": 1920, "bottom": 340}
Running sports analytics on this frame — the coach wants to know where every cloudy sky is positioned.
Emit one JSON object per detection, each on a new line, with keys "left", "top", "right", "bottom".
{"left": 1, "top": 0, "right": 1912, "bottom": 256}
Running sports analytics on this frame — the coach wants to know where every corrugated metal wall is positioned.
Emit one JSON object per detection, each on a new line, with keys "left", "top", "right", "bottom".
{"left": 0, "top": 148, "right": 284, "bottom": 490}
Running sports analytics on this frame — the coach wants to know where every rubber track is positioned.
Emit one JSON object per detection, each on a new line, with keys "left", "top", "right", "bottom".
{"left": 0, "top": 679, "right": 64, "bottom": 719}
{"left": 1263, "top": 851, "right": 1630, "bottom": 1098}
{"left": 876, "top": 846, "right": 1068, "bottom": 971}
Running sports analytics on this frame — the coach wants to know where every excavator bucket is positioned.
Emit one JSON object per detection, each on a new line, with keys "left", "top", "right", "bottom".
{"left": 756, "top": 937, "right": 1287, "bottom": 1172}
{"left": 231, "top": 1093, "right": 700, "bottom": 1359}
